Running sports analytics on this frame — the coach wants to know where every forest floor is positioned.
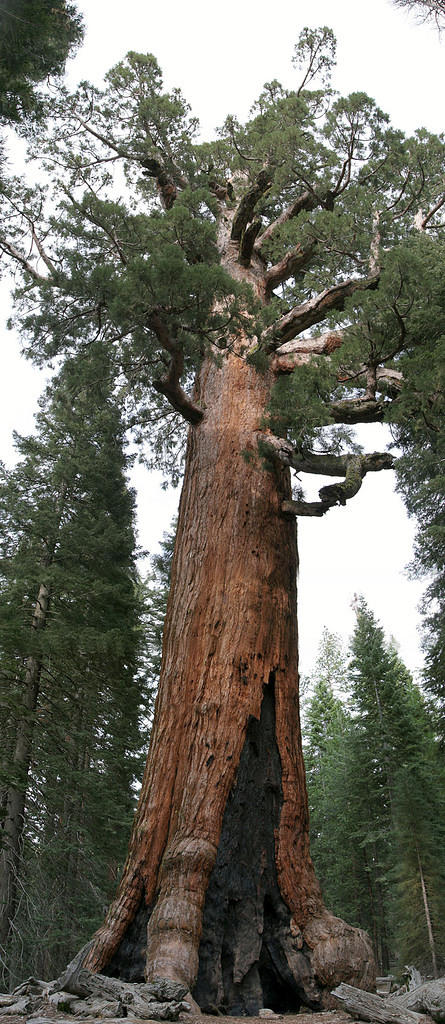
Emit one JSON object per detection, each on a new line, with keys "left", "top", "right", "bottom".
{"left": 0, "top": 1010, "right": 356, "bottom": 1024}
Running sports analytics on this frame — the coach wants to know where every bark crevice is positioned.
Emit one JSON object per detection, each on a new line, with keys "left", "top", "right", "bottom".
{"left": 193, "top": 682, "right": 314, "bottom": 1015}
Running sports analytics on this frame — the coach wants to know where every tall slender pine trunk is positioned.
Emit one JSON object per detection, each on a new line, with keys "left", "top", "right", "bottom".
{"left": 83, "top": 347, "right": 374, "bottom": 1011}
{"left": 417, "top": 847, "right": 438, "bottom": 978}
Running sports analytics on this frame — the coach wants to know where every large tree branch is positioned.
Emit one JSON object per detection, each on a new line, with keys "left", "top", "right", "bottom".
{"left": 230, "top": 169, "right": 272, "bottom": 243}
{"left": 77, "top": 117, "right": 182, "bottom": 210}
{"left": 263, "top": 273, "right": 379, "bottom": 351}
{"left": 0, "top": 234, "right": 46, "bottom": 281}
{"left": 271, "top": 330, "right": 344, "bottom": 373}
{"left": 329, "top": 397, "right": 386, "bottom": 424}
{"left": 254, "top": 190, "right": 323, "bottom": 252}
{"left": 376, "top": 366, "right": 403, "bottom": 392}
{"left": 273, "top": 332, "right": 404, "bottom": 396}
{"left": 264, "top": 242, "right": 315, "bottom": 297}
{"left": 148, "top": 312, "right": 203, "bottom": 424}
{"left": 258, "top": 433, "right": 394, "bottom": 516}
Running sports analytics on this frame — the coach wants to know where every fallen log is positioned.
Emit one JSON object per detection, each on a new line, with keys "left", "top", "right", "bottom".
{"left": 1, "top": 953, "right": 191, "bottom": 1022}
{"left": 332, "top": 983, "right": 434, "bottom": 1024}
{"left": 393, "top": 980, "right": 445, "bottom": 1023}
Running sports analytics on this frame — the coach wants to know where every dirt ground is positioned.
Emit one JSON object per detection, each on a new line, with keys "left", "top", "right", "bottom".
{"left": 0, "top": 1010, "right": 356, "bottom": 1024}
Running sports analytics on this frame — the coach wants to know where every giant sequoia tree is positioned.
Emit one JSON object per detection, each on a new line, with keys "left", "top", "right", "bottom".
{"left": 1, "top": 28, "right": 444, "bottom": 1012}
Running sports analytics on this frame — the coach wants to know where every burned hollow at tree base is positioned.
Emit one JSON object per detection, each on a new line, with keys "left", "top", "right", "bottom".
{"left": 104, "top": 681, "right": 304, "bottom": 1013}
{"left": 103, "top": 678, "right": 375, "bottom": 1014}
{"left": 194, "top": 679, "right": 320, "bottom": 1016}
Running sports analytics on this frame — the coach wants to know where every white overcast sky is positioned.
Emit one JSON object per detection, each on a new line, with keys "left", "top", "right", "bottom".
{"left": 1, "top": 0, "right": 443, "bottom": 678}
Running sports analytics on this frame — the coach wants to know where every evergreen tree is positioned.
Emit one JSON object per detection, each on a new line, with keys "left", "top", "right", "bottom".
{"left": 303, "top": 632, "right": 358, "bottom": 921}
{"left": 0, "top": 342, "right": 146, "bottom": 983}
{"left": 139, "top": 522, "right": 176, "bottom": 718}
{"left": 392, "top": 345, "right": 445, "bottom": 738}
{"left": 0, "top": 0, "right": 83, "bottom": 124}
{"left": 305, "top": 604, "right": 445, "bottom": 975}
{"left": 389, "top": 672, "right": 445, "bottom": 976}
{"left": 346, "top": 600, "right": 444, "bottom": 972}
{"left": 0, "top": 31, "right": 444, "bottom": 1006}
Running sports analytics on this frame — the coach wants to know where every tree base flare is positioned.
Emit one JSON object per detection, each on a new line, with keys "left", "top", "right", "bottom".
{"left": 103, "top": 684, "right": 375, "bottom": 1014}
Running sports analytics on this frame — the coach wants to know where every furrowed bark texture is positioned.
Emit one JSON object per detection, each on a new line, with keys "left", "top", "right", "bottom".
{"left": 83, "top": 345, "right": 374, "bottom": 1010}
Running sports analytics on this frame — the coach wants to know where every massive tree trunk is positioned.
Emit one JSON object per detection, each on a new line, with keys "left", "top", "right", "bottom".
{"left": 82, "top": 343, "right": 374, "bottom": 1012}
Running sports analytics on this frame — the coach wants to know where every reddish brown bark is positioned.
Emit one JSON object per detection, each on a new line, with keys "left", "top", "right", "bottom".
{"left": 82, "top": 337, "right": 374, "bottom": 1009}
{"left": 79, "top": 207, "right": 375, "bottom": 1011}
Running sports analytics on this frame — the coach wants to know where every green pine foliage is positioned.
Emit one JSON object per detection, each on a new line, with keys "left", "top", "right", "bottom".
{"left": 0, "top": 0, "right": 83, "bottom": 123}
{"left": 0, "top": 343, "right": 150, "bottom": 985}
{"left": 304, "top": 604, "right": 445, "bottom": 975}
{"left": 138, "top": 522, "right": 176, "bottom": 715}
{"left": 303, "top": 631, "right": 359, "bottom": 921}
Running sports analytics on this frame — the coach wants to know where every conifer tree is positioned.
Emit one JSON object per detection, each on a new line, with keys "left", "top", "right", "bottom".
{"left": 344, "top": 600, "right": 444, "bottom": 972}
{"left": 0, "top": 0, "right": 83, "bottom": 124}
{"left": 0, "top": 342, "right": 145, "bottom": 980}
{"left": 303, "top": 632, "right": 359, "bottom": 922}
{"left": 389, "top": 675, "right": 445, "bottom": 975}
{"left": 0, "top": 31, "right": 444, "bottom": 1007}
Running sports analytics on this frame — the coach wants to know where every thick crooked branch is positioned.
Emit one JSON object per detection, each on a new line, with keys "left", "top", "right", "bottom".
{"left": 259, "top": 434, "right": 394, "bottom": 516}
{"left": 254, "top": 190, "right": 322, "bottom": 252}
{"left": 230, "top": 170, "right": 272, "bottom": 243}
{"left": 272, "top": 334, "right": 402, "bottom": 422}
{"left": 264, "top": 242, "right": 315, "bottom": 298}
{"left": 263, "top": 273, "right": 380, "bottom": 351}
{"left": 148, "top": 312, "right": 203, "bottom": 424}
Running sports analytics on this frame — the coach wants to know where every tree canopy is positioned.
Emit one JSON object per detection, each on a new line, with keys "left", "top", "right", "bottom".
{"left": 0, "top": 0, "right": 83, "bottom": 123}
{"left": 0, "top": 29, "right": 443, "bottom": 509}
